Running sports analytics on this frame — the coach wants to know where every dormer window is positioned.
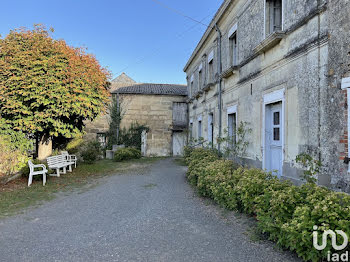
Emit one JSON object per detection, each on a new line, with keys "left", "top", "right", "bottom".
{"left": 265, "top": 0, "right": 282, "bottom": 36}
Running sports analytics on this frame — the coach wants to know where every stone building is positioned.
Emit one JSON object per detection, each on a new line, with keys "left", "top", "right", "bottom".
{"left": 184, "top": 0, "right": 350, "bottom": 191}
{"left": 85, "top": 73, "right": 188, "bottom": 156}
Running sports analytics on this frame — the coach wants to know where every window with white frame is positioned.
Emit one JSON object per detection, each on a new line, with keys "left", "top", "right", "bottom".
{"left": 228, "top": 24, "right": 238, "bottom": 66}
{"left": 190, "top": 74, "right": 194, "bottom": 97}
{"left": 208, "top": 51, "right": 214, "bottom": 83}
{"left": 208, "top": 113, "right": 214, "bottom": 145}
{"left": 227, "top": 105, "right": 237, "bottom": 148}
{"left": 198, "top": 64, "right": 203, "bottom": 90}
{"left": 265, "top": 0, "right": 282, "bottom": 36}
{"left": 198, "top": 118, "right": 202, "bottom": 139}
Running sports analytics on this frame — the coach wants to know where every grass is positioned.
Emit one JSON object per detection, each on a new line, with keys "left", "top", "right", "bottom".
{"left": 0, "top": 157, "right": 163, "bottom": 219}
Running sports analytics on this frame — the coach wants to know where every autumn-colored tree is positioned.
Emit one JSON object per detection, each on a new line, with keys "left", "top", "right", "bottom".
{"left": 0, "top": 25, "right": 111, "bottom": 159}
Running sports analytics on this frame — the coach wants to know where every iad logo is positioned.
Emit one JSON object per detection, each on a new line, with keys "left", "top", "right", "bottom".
{"left": 313, "top": 226, "right": 349, "bottom": 262}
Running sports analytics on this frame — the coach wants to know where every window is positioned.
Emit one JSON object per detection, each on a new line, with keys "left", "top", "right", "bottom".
{"left": 208, "top": 113, "right": 214, "bottom": 145}
{"left": 190, "top": 75, "right": 194, "bottom": 97}
{"left": 272, "top": 111, "right": 281, "bottom": 141}
{"left": 198, "top": 120, "right": 202, "bottom": 139}
{"left": 190, "top": 122, "right": 193, "bottom": 140}
{"left": 228, "top": 113, "right": 237, "bottom": 147}
{"left": 97, "top": 133, "right": 107, "bottom": 148}
{"left": 229, "top": 32, "right": 238, "bottom": 66}
{"left": 199, "top": 68, "right": 203, "bottom": 90}
{"left": 208, "top": 60, "right": 214, "bottom": 83}
{"left": 265, "top": 0, "right": 282, "bottom": 36}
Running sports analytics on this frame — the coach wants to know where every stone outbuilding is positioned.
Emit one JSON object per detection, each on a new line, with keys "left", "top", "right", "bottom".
{"left": 184, "top": 0, "right": 350, "bottom": 191}
{"left": 85, "top": 73, "right": 188, "bottom": 157}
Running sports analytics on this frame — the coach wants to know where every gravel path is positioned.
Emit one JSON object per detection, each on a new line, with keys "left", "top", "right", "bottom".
{"left": 0, "top": 158, "right": 301, "bottom": 262}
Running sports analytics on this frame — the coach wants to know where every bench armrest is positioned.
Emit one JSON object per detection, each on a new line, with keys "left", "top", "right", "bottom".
{"left": 33, "top": 164, "right": 47, "bottom": 171}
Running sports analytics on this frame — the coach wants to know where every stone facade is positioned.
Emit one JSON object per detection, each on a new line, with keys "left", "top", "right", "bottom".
{"left": 85, "top": 74, "right": 188, "bottom": 157}
{"left": 184, "top": 0, "right": 350, "bottom": 191}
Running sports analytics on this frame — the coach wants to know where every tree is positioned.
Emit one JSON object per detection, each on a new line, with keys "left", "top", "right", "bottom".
{"left": 0, "top": 25, "right": 111, "bottom": 159}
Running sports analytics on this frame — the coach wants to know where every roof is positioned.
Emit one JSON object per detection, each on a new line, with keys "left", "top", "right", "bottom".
{"left": 183, "top": 0, "right": 232, "bottom": 72}
{"left": 110, "top": 73, "right": 137, "bottom": 92}
{"left": 111, "top": 83, "right": 187, "bottom": 96}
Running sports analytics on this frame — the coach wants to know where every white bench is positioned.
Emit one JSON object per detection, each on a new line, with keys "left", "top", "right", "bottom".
{"left": 47, "top": 155, "right": 75, "bottom": 177}
{"left": 28, "top": 160, "right": 48, "bottom": 187}
{"left": 61, "top": 151, "right": 77, "bottom": 168}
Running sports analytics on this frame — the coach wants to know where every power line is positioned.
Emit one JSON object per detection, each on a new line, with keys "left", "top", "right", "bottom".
{"left": 114, "top": 12, "right": 214, "bottom": 77}
{"left": 150, "top": 0, "right": 214, "bottom": 29}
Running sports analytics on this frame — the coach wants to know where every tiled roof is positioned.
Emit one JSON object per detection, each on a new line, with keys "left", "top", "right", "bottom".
{"left": 111, "top": 83, "right": 187, "bottom": 96}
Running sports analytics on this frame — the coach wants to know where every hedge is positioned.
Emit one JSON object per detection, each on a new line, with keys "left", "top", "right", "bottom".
{"left": 114, "top": 148, "right": 141, "bottom": 162}
{"left": 185, "top": 148, "right": 350, "bottom": 262}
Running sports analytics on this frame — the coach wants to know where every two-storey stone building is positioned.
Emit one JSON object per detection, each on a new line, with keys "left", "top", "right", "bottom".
{"left": 184, "top": 0, "right": 350, "bottom": 191}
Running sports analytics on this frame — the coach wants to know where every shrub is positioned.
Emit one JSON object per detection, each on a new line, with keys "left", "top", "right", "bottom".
{"left": 65, "top": 136, "right": 84, "bottom": 154}
{"left": 80, "top": 141, "right": 102, "bottom": 164}
{"left": 183, "top": 145, "right": 194, "bottom": 160}
{"left": 114, "top": 148, "right": 141, "bottom": 162}
{"left": 0, "top": 122, "right": 32, "bottom": 176}
{"left": 184, "top": 152, "right": 350, "bottom": 262}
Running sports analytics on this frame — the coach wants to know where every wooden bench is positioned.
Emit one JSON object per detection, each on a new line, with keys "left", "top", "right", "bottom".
{"left": 47, "top": 155, "right": 75, "bottom": 177}
{"left": 61, "top": 151, "right": 77, "bottom": 168}
{"left": 28, "top": 160, "right": 48, "bottom": 187}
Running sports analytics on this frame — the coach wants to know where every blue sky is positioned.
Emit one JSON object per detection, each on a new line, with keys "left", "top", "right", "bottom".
{"left": 0, "top": 0, "right": 223, "bottom": 84}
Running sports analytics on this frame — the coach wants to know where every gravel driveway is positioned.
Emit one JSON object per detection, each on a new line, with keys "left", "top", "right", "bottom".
{"left": 0, "top": 158, "right": 300, "bottom": 262}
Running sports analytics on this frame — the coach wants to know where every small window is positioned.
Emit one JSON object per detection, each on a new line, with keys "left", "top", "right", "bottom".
{"left": 190, "top": 80, "right": 194, "bottom": 96}
{"left": 199, "top": 69, "right": 203, "bottom": 90}
{"left": 273, "top": 128, "right": 280, "bottom": 141}
{"left": 190, "top": 123, "right": 193, "bottom": 140}
{"left": 228, "top": 113, "right": 237, "bottom": 147}
{"left": 229, "top": 32, "right": 238, "bottom": 66}
{"left": 273, "top": 112, "right": 280, "bottom": 125}
{"left": 266, "top": 0, "right": 282, "bottom": 36}
{"left": 208, "top": 60, "right": 214, "bottom": 83}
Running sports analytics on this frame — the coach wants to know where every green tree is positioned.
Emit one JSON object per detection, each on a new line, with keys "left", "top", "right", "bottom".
{"left": 107, "top": 98, "right": 122, "bottom": 149}
{"left": 0, "top": 25, "right": 111, "bottom": 159}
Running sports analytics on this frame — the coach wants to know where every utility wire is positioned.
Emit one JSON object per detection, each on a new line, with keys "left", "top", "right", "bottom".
{"left": 114, "top": 12, "right": 214, "bottom": 77}
{"left": 150, "top": 0, "right": 214, "bottom": 29}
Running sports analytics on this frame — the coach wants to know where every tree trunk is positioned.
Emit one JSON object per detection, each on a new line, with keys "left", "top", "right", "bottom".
{"left": 37, "top": 134, "right": 52, "bottom": 160}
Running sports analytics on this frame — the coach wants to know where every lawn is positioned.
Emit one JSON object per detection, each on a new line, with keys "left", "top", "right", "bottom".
{"left": 0, "top": 157, "right": 163, "bottom": 219}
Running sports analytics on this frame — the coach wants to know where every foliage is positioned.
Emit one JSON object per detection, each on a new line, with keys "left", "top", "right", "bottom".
{"left": 184, "top": 150, "right": 350, "bottom": 262}
{"left": 295, "top": 153, "right": 321, "bottom": 184}
{"left": 119, "top": 122, "right": 149, "bottom": 150}
{"left": 80, "top": 141, "right": 102, "bottom": 164}
{"left": 114, "top": 148, "right": 141, "bottom": 162}
{"left": 0, "top": 119, "right": 32, "bottom": 176}
{"left": 65, "top": 135, "right": 84, "bottom": 154}
{"left": 217, "top": 121, "right": 252, "bottom": 159}
{"left": 0, "top": 25, "right": 110, "bottom": 143}
{"left": 107, "top": 98, "right": 122, "bottom": 150}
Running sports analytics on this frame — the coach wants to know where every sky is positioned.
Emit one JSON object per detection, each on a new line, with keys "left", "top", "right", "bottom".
{"left": 0, "top": 0, "right": 223, "bottom": 84}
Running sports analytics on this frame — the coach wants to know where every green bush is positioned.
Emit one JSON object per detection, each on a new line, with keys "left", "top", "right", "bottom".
{"left": 185, "top": 152, "right": 350, "bottom": 262}
{"left": 114, "top": 148, "right": 141, "bottom": 162}
{"left": 80, "top": 141, "right": 102, "bottom": 164}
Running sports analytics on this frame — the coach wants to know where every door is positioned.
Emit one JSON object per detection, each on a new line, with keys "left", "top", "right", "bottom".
{"left": 172, "top": 131, "right": 186, "bottom": 156}
{"left": 265, "top": 102, "right": 282, "bottom": 177}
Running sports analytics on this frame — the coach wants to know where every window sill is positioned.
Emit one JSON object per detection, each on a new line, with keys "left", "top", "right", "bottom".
{"left": 221, "top": 65, "right": 238, "bottom": 79}
{"left": 203, "top": 82, "right": 215, "bottom": 92}
{"left": 254, "top": 31, "right": 285, "bottom": 54}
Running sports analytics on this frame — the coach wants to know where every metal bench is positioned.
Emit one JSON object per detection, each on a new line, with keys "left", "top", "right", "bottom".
{"left": 61, "top": 151, "right": 77, "bottom": 168}
{"left": 47, "top": 155, "right": 75, "bottom": 177}
{"left": 28, "top": 160, "right": 48, "bottom": 187}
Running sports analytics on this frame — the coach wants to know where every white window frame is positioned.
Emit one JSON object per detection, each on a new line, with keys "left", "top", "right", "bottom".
{"left": 198, "top": 63, "right": 203, "bottom": 90}
{"left": 263, "top": 0, "right": 284, "bottom": 39}
{"left": 227, "top": 105, "right": 238, "bottom": 143}
{"left": 341, "top": 77, "right": 350, "bottom": 172}
{"left": 262, "top": 89, "right": 285, "bottom": 173}
{"left": 197, "top": 115, "right": 203, "bottom": 139}
{"left": 208, "top": 112, "right": 214, "bottom": 144}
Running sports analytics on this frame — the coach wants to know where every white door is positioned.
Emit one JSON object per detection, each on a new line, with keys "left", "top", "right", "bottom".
{"left": 172, "top": 132, "right": 186, "bottom": 156}
{"left": 265, "top": 102, "right": 282, "bottom": 177}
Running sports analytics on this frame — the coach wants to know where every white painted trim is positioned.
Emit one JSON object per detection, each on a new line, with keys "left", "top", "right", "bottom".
{"left": 263, "top": 89, "right": 285, "bottom": 104}
{"left": 228, "top": 23, "right": 237, "bottom": 38}
{"left": 341, "top": 77, "right": 350, "bottom": 89}
{"left": 227, "top": 105, "right": 238, "bottom": 115}
{"left": 197, "top": 115, "right": 202, "bottom": 122}
{"left": 262, "top": 88, "right": 285, "bottom": 176}
{"left": 263, "top": 0, "right": 284, "bottom": 39}
{"left": 208, "top": 50, "right": 214, "bottom": 62}
{"left": 198, "top": 63, "right": 203, "bottom": 72}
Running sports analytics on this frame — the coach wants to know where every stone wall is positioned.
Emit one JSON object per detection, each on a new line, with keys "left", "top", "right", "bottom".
{"left": 185, "top": 0, "right": 350, "bottom": 190}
